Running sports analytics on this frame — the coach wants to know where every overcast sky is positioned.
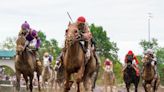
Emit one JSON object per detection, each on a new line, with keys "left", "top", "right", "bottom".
{"left": 0, "top": 0, "right": 164, "bottom": 62}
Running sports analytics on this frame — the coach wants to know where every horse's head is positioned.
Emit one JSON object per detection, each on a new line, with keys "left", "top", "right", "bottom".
{"left": 127, "top": 62, "right": 133, "bottom": 69}
{"left": 16, "top": 35, "right": 26, "bottom": 55}
{"left": 143, "top": 54, "right": 152, "bottom": 67}
{"left": 65, "top": 22, "right": 79, "bottom": 47}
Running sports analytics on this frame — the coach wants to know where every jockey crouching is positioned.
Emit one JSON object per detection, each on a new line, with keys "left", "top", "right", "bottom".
{"left": 104, "top": 58, "right": 113, "bottom": 72}
{"left": 55, "top": 16, "right": 99, "bottom": 70}
{"left": 19, "top": 22, "right": 41, "bottom": 65}
{"left": 104, "top": 58, "right": 115, "bottom": 80}
{"left": 141, "top": 49, "right": 158, "bottom": 83}
{"left": 123, "top": 50, "right": 140, "bottom": 76}
{"left": 43, "top": 52, "right": 53, "bottom": 72}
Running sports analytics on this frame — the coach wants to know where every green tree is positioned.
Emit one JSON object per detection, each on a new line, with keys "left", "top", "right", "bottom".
{"left": 139, "top": 38, "right": 158, "bottom": 51}
{"left": 90, "top": 24, "right": 122, "bottom": 83}
{"left": 38, "top": 31, "right": 61, "bottom": 64}
{"left": 156, "top": 48, "right": 164, "bottom": 85}
{"left": 90, "top": 24, "right": 119, "bottom": 62}
{"left": 2, "top": 37, "right": 16, "bottom": 50}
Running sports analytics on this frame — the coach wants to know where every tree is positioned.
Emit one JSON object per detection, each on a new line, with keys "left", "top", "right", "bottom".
{"left": 90, "top": 24, "right": 119, "bottom": 62}
{"left": 156, "top": 47, "right": 164, "bottom": 85}
{"left": 38, "top": 31, "right": 61, "bottom": 63}
{"left": 139, "top": 38, "right": 158, "bottom": 51}
{"left": 90, "top": 24, "right": 122, "bottom": 83}
{"left": 2, "top": 37, "right": 16, "bottom": 50}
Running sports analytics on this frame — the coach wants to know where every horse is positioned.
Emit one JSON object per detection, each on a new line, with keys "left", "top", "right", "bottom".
{"left": 63, "top": 22, "right": 87, "bottom": 92}
{"left": 41, "top": 58, "right": 55, "bottom": 91}
{"left": 82, "top": 52, "right": 99, "bottom": 92}
{"left": 15, "top": 35, "right": 36, "bottom": 92}
{"left": 123, "top": 62, "right": 140, "bottom": 92}
{"left": 142, "top": 54, "right": 160, "bottom": 92}
{"left": 42, "top": 66, "right": 55, "bottom": 91}
{"left": 55, "top": 63, "right": 65, "bottom": 91}
{"left": 103, "top": 66, "right": 115, "bottom": 92}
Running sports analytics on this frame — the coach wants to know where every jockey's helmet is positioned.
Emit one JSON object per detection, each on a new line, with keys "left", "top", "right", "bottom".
{"left": 77, "top": 16, "right": 86, "bottom": 23}
{"left": 44, "top": 52, "right": 49, "bottom": 57}
{"left": 145, "top": 49, "right": 154, "bottom": 55}
{"left": 127, "top": 50, "right": 133, "bottom": 55}
{"left": 105, "top": 58, "right": 110, "bottom": 62}
{"left": 31, "top": 29, "right": 38, "bottom": 37}
{"left": 21, "top": 21, "right": 30, "bottom": 30}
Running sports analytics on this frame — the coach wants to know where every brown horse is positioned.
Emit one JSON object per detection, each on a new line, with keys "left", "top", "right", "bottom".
{"left": 63, "top": 22, "right": 86, "bottom": 92}
{"left": 42, "top": 65, "right": 55, "bottom": 90}
{"left": 15, "top": 35, "right": 36, "bottom": 92}
{"left": 103, "top": 66, "right": 115, "bottom": 92}
{"left": 142, "top": 54, "right": 160, "bottom": 92}
{"left": 82, "top": 50, "right": 99, "bottom": 92}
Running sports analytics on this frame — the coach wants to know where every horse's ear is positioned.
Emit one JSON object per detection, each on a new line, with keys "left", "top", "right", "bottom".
{"left": 68, "top": 21, "right": 71, "bottom": 27}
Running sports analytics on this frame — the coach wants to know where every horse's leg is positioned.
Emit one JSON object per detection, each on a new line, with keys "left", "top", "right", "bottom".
{"left": 37, "top": 72, "right": 41, "bottom": 91}
{"left": 155, "top": 77, "right": 160, "bottom": 91}
{"left": 134, "top": 82, "right": 138, "bottom": 92}
{"left": 110, "top": 85, "right": 113, "bottom": 92}
{"left": 77, "top": 65, "right": 85, "bottom": 82}
{"left": 16, "top": 71, "right": 21, "bottom": 92}
{"left": 91, "top": 70, "right": 99, "bottom": 90}
{"left": 126, "top": 83, "right": 130, "bottom": 92}
{"left": 29, "top": 73, "right": 34, "bottom": 92}
{"left": 153, "top": 80, "right": 157, "bottom": 92}
{"left": 83, "top": 74, "right": 90, "bottom": 91}
{"left": 23, "top": 74, "right": 29, "bottom": 90}
{"left": 64, "top": 72, "right": 71, "bottom": 92}
{"left": 76, "top": 81, "right": 80, "bottom": 92}
{"left": 142, "top": 80, "right": 148, "bottom": 92}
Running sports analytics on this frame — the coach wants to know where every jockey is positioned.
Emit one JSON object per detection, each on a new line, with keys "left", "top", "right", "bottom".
{"left": 55, "top": 16, "right": 99, "bottom": 69}
{"left": 104, "top": 58, "right": 113, "bottom": 72}
{"left": 43, "top": 52, "right": 53, "bottom": 71}
{"left": 74, "top": 16, "right": 92, "bottom": 60}
{"left": 142, "top": 49, "right": 158, "bottom": 79}
{"left": 124, "top": 50, "right": 140, "bottom": 76}
{"left": 19, "top": 21, "right": 30, "bottom": 36}
{"left": 24, "top": 29, "right": 41, "bottom": 61}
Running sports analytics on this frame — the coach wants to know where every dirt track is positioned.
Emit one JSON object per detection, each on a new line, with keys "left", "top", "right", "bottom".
{"left": 0, "top": 84, "right": 164, "bottom": 92}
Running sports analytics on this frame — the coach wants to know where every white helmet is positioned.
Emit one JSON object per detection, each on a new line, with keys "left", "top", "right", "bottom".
{"left": 145, "top": 49, "right": 154, "bottom": 55}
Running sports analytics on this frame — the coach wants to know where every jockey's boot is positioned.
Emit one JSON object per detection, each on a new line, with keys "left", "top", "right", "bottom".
{"left": 85, "top": 41, "right": 91, "bottom": 62}
{"left": 93, "top": 51, "right": 99, "bottom": 67}
{"left": 133, "top": 64, "right": 140, "bottom": 76}
{"left": 23, "top": 40, "right": 30, "bottom": 50}
{"left": 151, "top": 65, "right": 158, "bottom": 86}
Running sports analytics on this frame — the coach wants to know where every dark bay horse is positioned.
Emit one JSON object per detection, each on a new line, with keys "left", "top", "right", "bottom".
{"left": 15, "top": 35, "right": 36, "bottom": 92}
{"left": 142, "top": 54, "right": 160, "bottom": 92}
{"left": 123, "top": 62, "right": 140, "bottom": 92}
{"left": 63, "top": 22, "right": 86, "bottom": 92}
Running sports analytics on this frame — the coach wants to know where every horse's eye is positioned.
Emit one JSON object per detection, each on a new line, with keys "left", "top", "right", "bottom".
{"left": 66, "top": 29, "right": 68, "bottom": 33}
{"left": 75, "top": 30, "right": 78, "bottom": 33}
